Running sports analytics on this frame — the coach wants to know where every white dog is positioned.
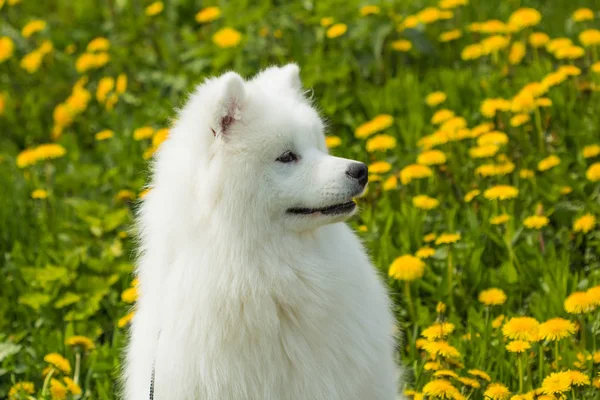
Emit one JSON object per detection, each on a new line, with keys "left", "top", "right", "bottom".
{"left": 123, "top": 64, "right": 400, "bottom": 400}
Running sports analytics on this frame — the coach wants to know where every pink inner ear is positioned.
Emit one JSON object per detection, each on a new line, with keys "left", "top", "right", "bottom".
{"left": 221, "top": 115, "right": 234, "bottom": 133}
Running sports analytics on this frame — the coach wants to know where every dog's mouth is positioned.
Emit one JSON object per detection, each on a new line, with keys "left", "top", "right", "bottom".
{"left": 287, "top": 200, "right": 356, "bottom": 216}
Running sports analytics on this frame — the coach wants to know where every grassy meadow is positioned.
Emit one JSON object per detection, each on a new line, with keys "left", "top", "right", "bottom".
{"left": 2, "top": 0, "right": 600, "bottom": 399}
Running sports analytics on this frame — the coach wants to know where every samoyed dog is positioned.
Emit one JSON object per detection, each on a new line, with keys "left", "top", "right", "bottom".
{"left": 123, "top": 64, "right": 400, "bottom": 400}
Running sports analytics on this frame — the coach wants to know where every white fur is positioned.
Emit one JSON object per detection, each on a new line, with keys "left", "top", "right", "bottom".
{"left": 123, "top": 65, "right": 401, "bottom": 400}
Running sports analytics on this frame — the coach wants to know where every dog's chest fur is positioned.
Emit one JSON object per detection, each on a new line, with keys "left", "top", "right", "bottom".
{"left": 150, "top": 225, "right": 396, "bottom": 400}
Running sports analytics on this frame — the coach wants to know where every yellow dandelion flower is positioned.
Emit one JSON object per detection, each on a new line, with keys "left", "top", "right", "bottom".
{"left": 502, "top": 317, "right": 540, "bottom": 341}
{"left": 320, "top": 17, "right": 334, "bottom": 27}
{"left": 133, "top": 126, "right": 155, "bottom": 140}
{"left": 391, "top": 39, "right": 412, "bottom": 52}
{"left": 461, "top": 43, "right": 484, "bottom": 60}
{"left": 139, "top": 188, "right": 152, "bottom": 199}
{"left": 152, "top": 128, "right": 169, "bottom": 148}
{"left": 359, "top": 5, "right": 380, "bottom": 16}
{"left": 436, "top": 302, "right": 446, "bottom": 313}
{"left": 424, "top": 361, "right": 442, "bottom": 371}
{"left": 481, "top": 35, "right": 510, "bottom": 54}
{"left": 115, "top": 189, "right": 136, "bottom": 202}
{"left": 118, "top": 310, "right": 135, "bottom": 328}
{"left": 417, "top": 150, "right": 446, "bottom": 166}
{"left": 506, "top": 340, "right": 531, "bottom": 353}
{"left": 439, "top": 0, "right": 467, "bottom": 10}
{"left": 484, "top": 185, "right": 518, "bottom": 201}
{"left": 573, "top": 213, "right": 596, "bottom": 234}
{"left": 586, "top": 162, "right": 600, "bottom": 181}
{"left": 560, "top": 186, "right": 572, "bottom": 195}
{"left": 509, "top": 42, "right": 526, "bottom": 65}
{"left": 422, "top": 322, "right": 455, "bottom": 340}
{"left": 326, "top": 23, "right": 347, "bottom": 39}
{"left": 510, "top": 113, "right": 530, "bottom": 127}
{"left": 20, "top": 50, "right": 44, "bottom": 73}
{"left": 63, "top": 377, "right": 81, "bottom": 395}
{"left": 389, "top": 255, "right": 425, "bottom": 281}
{"left": 8, "top": 382, "right": 35, "bottom": 399}
{"left": 583, "top": 144, "right": 600, "bottom": 159}
{"left": 458, "top": 377, "right": 480, "bottom": 389}
{"left": 439, "top": 29, "right": 462, "bottom": 42}
{"left": 369, "top": 161, "right": 392, "bottom": 174}
{"left": 564, "top": 291, "right": 594, "bottom": 314}
{"left": 529, "top": 32, "right": 550, "bottom": 48}
{"left": 592, "top": 61, "right": 600, "bottom": 73}
{"left": 96, "top": 76, "right": 115, "bottom": 103}
{"left": 573, "top": 8, "right": 594, "bottom": 22}
{"left": 478, "top": 131, "right": 508, "bottom": 147}
{"left": 435, "top": 232, "right": 460, "bottom": 245}
{"left": 423, "top": 340, "right": 461, "bottom": 359}
{"left": 86, "top": 37, "right": 110, "bottom": 52}
{"left": 121, "top": 286, "right": 138, "bottom": 303}
{"left": 355, "top": 114, "right": 394, "bottom": 138}
{"left": 464, "top": 189, "right": 480, "bottom": 202}
{"left": 478, "top": 288, "right": 507, "bottom": 306}
{"left": 31, "top": 189, "right": 48, "bottom": 199}
{"left": 490, "top": 214, "right": 510, "bottom": 225}
{"left": 399, "top": 164, "right": 433, "bottom": 185}
{"left": 469, "top": 145, "right": 499, "bottom": 159}
{"left": 541, "top": 372, "right": 572, "bottom": 394}
{"left": 96, "top": 129, "right": 114, "bottom": 141}
{"left": 492, "top": 315, "right": 505, "bottom": 328}
{"left": 566, "top": 370, "right": 590, "bottom": 386}
{"left": 115, "top": 73, "right": 127, "bottom": 94}
{"left": 366, "top": 134, "right": 396, "bottom": 152}
{"left": 468, "top": 369, "right": 492, "bottom": 381}
{"left": 65, "top": 335, "right": 95, "bottom": 351}
{"left": 213, "top": 27, "right": 242, "bottom": 48}
{"left": 415, "top": 247, "right": 435, "bottom": 259}
{"left": 325, "top": 136, "right": 341, "bottom": 149}
{"left": 195, "top": 6, "right": 221, "bottom": 23}
{"left": 484, "top": 383, "right": 511, "bottom": 400}
{"left": 434, "top": 369, "right": 459, "bottom": 379}
{"left": 520, "top": 169, "right": 534, "bottom": 179}
{"left": 431, "top": 109, "right": 455, "bottom": 124}
{"left": 539, "top": 318, "right": 576, "bottom": 341}
{"left": 22, "top": 20, "right": 46, "bottom": 38}
{"left": 412, "top": 195, "right": 440, "bottom": 210}
{"left": 145, "top": 1, "right": 163, "bottom": 16}
{"left": 579, "top": 29, "right": 600, "bottom": 47}
{"left": 424, "top": 233, "right": 437, "bottom": 242}
{"left": 382, "top": 175, "right": 397, "bottom": 191}
{"left": 523, "top": 215, "right": 549, "bottom": 229}
{"left": 0, "top": 36, "right": 15, "bottom": 63}
{"left": 50, "top": 379, "right": 68, "bottom": 399}
{"left": 44, "top": 353, "right": 72, "bottom": 374}
{"left": 426, "top": 91, "right": 447, "bottom": 107}
{"left": 423, "top": 380, "right": 461, "bottom": 399}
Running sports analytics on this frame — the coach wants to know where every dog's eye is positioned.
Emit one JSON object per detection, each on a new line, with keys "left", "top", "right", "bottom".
{"left": 276, "top": 151, "right": 298, "bottom": 163}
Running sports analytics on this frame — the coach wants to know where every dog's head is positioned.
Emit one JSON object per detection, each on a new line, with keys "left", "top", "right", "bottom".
{"left": 156, "top": 65, "right": 367, "bottom": 233}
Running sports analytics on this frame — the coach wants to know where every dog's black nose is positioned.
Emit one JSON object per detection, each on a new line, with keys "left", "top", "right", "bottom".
{"left": 346, "top": 163, "right": 368, "bottom": 186}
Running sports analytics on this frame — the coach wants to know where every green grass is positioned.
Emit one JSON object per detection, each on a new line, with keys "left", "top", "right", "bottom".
{"left": 1, "top": 0, "right": 600, "bottom": 399}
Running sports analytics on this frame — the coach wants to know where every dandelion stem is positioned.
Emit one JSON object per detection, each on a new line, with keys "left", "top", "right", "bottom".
{"left": 539, "top": 343, "right": 544, "bottom": 383}
{"left": 518, "top": 354, "right": 524, "bottom": 393}
{"left": 41, "top": 367, "right": 55, "bottom": 396}
{"left": 554, "top": 341, "right": 559, "bottom": 368}
{"left": 579, "top": 315, "right": 586, "bottom": 350}
{"left": 447, "top": 248, "right": 453, "bottom": 306}
{"left": 534, "top": 107, "right": 544, "bottom": 153}
{"left": 75, "top": 350, "right": 82, "bottom": 385}
{"left": 404, "top": 280, "right": 415, "bottom": 321}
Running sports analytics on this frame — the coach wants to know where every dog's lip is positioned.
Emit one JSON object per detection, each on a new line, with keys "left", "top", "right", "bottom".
{"left": 287, "top": 200, "right": 357, "bottom": 216}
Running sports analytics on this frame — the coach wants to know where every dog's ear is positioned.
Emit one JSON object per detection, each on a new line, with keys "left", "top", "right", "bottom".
{"left": 251, "top": 64, "right": 303, "bottom": 96}
{"left": 213, "top": 72, "right": 246, "bottom": 138}
{"left": 278, "top": 63, "right": 302, "bottom": 93}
